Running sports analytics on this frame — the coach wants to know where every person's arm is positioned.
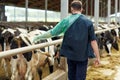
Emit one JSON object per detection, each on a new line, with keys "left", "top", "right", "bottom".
{"left": 33, "top": 19, "right": 67, "bottom": 43}
{"left": 33, "top": 14, "right": 81, "bottom": 43}
{"left": 91, "top": 40, "right": 100, "bottom": 66}
{"left": 33, "top": 31, "right": 52, "bottom": 42}
{"left": 88, "top": 22, "right": 100, "bottom": 66}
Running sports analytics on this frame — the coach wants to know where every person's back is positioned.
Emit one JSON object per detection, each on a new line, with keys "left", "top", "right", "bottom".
{"left": 60, "top": 14, "right": 95, "bottom": 61}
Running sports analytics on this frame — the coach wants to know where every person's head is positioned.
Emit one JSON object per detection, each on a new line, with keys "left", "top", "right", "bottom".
{"left": 70, "top": 0, "right": 83, "bottom": 14}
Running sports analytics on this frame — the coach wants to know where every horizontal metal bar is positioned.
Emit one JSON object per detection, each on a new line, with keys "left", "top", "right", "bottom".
{"left": 0, "top": 39, "right": 62, "bottom": 58}
{"left": 95, "top": 25, "right": 120, "bottom": 34}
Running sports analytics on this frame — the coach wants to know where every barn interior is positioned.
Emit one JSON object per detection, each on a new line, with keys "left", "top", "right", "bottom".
{"left": 0, "top": 0, "right": 120, "bottom": 28}
{"left": 0, "top": 0, "right": 120, "bottom": 80}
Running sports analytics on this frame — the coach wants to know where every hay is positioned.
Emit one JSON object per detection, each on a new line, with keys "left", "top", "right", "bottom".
{"left": 87, "top": 42, "right": 120, "bottom": 80}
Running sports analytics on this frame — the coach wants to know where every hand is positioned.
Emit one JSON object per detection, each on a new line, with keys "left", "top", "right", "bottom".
{"left": 94, "top": 58, "right": 100, "bottom": 67}
{"left": 32, "top": 37, "right": 40, "bottom": 44}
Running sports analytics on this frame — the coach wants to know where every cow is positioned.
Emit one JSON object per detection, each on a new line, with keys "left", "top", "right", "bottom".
{"left": 0, "top": 25, "right": 58, "bottom": 80}
{"left": 96, "top": 24, "right": 119, "bottom": 56}
{"left": 0, "top": 28, "right": 16, "bottom": 77}
{"left": 37, "top": 24, "right": 61, "bottom": 67}
{"left": 10, "top": 29, "right": 55, "bottom": 80}
{"left": 10, "top": 34, "right": 30, "bottom": 80}
{"left": 26, "top": 29, "right": 55, "bottom": 74}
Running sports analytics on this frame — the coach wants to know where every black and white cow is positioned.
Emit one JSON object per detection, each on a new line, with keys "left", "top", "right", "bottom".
{"left": 96, "top": 24, "right": 119, "bottom": 56}
{"left": 0, "top": 28, "right": 16, "bottom": 77}
{"left": 0, "top": 25, "right": 58, "bottom": 80}
{"left": 38, "top": 25, "right": 61, "bottom": 66}
{"left": 10, "top": 29, "right": 55, "bottom": 80}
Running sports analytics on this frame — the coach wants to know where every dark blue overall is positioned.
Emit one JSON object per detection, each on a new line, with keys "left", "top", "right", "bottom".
{"left": 60, "top": 15, "right": 96, "bottom": 80}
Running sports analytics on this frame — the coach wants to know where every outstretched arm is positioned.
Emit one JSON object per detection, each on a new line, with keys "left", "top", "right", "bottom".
{"left": 33, "top": 19, "right": 67, "bottom": 43}
{"left": 33, "top": 14, "right": 81, "bottom": 43}
{"left": 33, "top": 31, "right": 52, "bottom": 42}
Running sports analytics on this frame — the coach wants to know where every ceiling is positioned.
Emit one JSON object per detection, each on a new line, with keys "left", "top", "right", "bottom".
{"left": 0, "top": 0, "right": 119, "bottom": 17}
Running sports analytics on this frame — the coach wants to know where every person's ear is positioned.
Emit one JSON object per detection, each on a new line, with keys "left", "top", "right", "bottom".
{"left": 81, "top": 7, "right": 83, "bottom": 12}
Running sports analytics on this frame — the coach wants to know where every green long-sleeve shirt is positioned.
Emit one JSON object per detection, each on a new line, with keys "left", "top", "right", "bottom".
{"left": 33, "top": 14, "right": 81, "bottom": 42}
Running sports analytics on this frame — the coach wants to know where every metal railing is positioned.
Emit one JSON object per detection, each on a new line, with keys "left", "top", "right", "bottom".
{"left": 0, "top": 39, "right": 62, "bottom": 58}
{"left": 0, "top": 25, "right": 120, "bottom": 58}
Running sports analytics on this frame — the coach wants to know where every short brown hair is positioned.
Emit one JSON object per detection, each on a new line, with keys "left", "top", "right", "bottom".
{"left": 71, "top": 0, "right": 82, "bottom": 10}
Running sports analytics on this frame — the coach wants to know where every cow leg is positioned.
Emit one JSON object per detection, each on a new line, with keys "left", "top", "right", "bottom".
{"left": 1, "top": 41, "right": 8, "bottom": 77}
{"left": 10, "top": 58, "right": 18, "bottom": 80}
{"left": 37, "top": 68, "right": 42, "bottom": 80}
{"left": 25, "top": 62, "right": 32, "bottom": 80}
{"left": 17, "top": 57, "right": 27, "bottom": 80}
{"left": 11, "top": 70, "right": 19, "bottom": 80}
{"left": 4, "top": 60, "right": 8, "bottom": 77}
{"left": 1, "top": 58, "right": 8, "bottom": 77}
{"left": 29, "top": 66, "right": 42, "bottom": 80}
{"left": 27, "top": 72, "right": 33, "bottom": 80}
